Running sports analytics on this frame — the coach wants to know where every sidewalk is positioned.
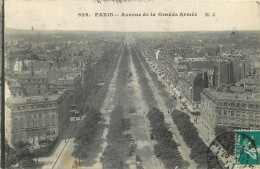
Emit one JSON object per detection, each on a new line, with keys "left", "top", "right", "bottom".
{"left": 37, "top": 122, "right": 78, "bottom": 169}
{"left": 151, "top": 61, "right": 235, "bottom": 168}
{"left": 135, "top": 48, "right": 197, "bottom": 169}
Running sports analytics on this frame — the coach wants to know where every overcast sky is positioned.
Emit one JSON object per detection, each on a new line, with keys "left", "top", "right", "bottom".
{"left": 6, "top": 0, "right": 260, "bottom": 32}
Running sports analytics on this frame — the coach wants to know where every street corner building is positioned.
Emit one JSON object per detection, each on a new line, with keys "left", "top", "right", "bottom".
{"left": 200, "top": 77, "right": 260, "bottom": 139}
{"left": 5, "top": 91, "right": 71, "bottom": 149}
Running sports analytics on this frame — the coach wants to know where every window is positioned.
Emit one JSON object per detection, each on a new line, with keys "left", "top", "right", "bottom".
{"left": 33, "top": 121, "right": 38, "bottom": 127}
{"left": 39, "top": 130, "right": 42, "bottom": 136}
{"left": 223, "top": 118, "right": 228, "bottom": 124}
{"left": 217, "top": 110, "right": 222, "bottom": 115}
{"left": 51, "top": 119, "right": 55, "bottom": 126}
{"left": 224, "top": 110, "right": 227, "bottom": 116}
{"left": 41, "top": 120, "right": 45, "bottom": 126}
{"left": 242, "top": 104, "right": 246, "bottom": 108}
{"left": 231, "top": 111, "right": 234, "bottom": 116}
{"left": 28, "top": 131, "right": 34, "bottom": 138}
{"left": 242, "top": 112, "right": 246, "bottom": 117}
{"left": 248, "top": 112, "right": 254, "bottom": 118}
{"left": 39, "top": 113, "right": 42, "bottom": 117}
{"left": 256, "top": 113, "right": 259, "bottom": 118}
{"left": 39, "top": 120, "right": 42, "bottom": 127}
{"left": 217, "top": 118, "right": 222, "bottom": 124}
{"left": 218, "top": 102, "right": 222, "bottom": 106}
{"left": 256, "top": 105, "right": 259, "bottom": 109}
{"left": 231, "top": 103, "right": 235, "bottom": 107}
{"left": 236, "top": 119, "right": 240, "bottom": 125}
{"left": 46, "top": 120, "right": 50, "bottom": 126}
{"left": 29, "top": 121, "right": 33, "bottom": 128}
{"left": 20, "top": 122, "right": 25, "bottom": 129}
{"left": 33, "top": 113, "right": 37, "bottom": 118}
{"left": 236, "top": 103, "right": 240, "bottom": 107}
{"left": 224, "top": 102, "right": 228, "bottom": 106}
{"left": 250, "top": 104, "right": 254, "bottom": 108}
{"left": 236, "top": 111, "right": 240, "bottom": 116}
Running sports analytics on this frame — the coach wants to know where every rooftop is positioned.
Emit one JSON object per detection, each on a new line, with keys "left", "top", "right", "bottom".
{"left": 203, "top": 88, "right": 260, "bottom": 102}
{"left": 237, "top": 76, "right": 260, "bottom": 85}
{"left": 188, "top": 61, "right": 216, "bottom": 71}
{"left": 6, "top": 91, "right": 66, "bottom": 105}
{"left": 16, "top": 71, "right": 47, "bottom": 79}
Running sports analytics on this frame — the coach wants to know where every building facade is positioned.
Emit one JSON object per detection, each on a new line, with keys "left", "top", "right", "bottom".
{"left": 16, "top": 71, "right": 48, "bottom": 96}
{"left": 178, "top": 71, "right": 209, "bottom": 108}
{"left": 5, "top": 91, "right": 70, "bottom": 148}
{"left": 54, "top": 73, "right": 82, "bottom": 110}
{"left": 201, "top": 88, "right": 260, "bottom": 137}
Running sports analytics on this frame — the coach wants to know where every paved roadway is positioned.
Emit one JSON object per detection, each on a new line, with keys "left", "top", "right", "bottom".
{"left": 130, "top": 36, "right": 197, "bottom": 169}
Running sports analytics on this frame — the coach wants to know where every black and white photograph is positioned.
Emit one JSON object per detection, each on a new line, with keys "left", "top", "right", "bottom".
{"left": 1, "top": 1, "right": 260, "bottom": 169}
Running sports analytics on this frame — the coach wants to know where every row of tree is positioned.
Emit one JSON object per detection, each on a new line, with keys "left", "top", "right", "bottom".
{"left": 5, "top": 141, "right": 35, "bottom": 169}
{"left": 130, "top": 45, "right": 157, "bottom": 109}
{"left": 72, "top": 107, "right": 102, "bottom": 164}
{"left": 171, "top": 109, "right": 210, "bottom": 168}
{"left": 147, "top": 107, "right": 188, "bottom": 169}
{"left": 102, "top": 106, "right": 134, "bottom": 169}
{"left": 102, "top": 46, "right": 134, "bottom": 169}
{"left": 132, "top": 43, "right": 175, "bottom": 109}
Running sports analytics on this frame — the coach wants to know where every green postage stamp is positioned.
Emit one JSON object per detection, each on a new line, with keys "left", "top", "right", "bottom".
{"left": 235, "top": 130, "right": 260, "bottom": 166}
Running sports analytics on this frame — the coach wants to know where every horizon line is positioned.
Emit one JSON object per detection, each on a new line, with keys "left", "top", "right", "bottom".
{"left": 6, "top": 27, "right": 260, "bottom": 33}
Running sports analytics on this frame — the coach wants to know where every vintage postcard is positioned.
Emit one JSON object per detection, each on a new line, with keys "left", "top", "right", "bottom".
{"left": 1, "top": 0, "right": 260, "bottom": 169}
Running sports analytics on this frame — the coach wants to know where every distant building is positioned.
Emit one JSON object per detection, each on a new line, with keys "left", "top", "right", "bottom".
{"left": 172, "top": 61, "right": 188, "bottom": 84}
{"left": 5, "top": 91, "right": 70, "bottom": 148}
{"left": 217, "top": 59, "right": 252, "bottom": 86}
{"left": 201, "top": 88, "right": 260, "bottom": 137}
{"left": 235, "top": 76, "right": 260, "bottom": 91}
{"left": 54, "top": 73, "right": 82, "bottom": 110}
{"left": 178, "top": 71, "right": 209, "bottom": 108}
{"left": 218, "top": 60, "right": 233, "bottom": 85}
{"left": 27, "top": 61, "right": 52, "bottom": 72}
{"left": 6, "top": 77, "right": 24, "bottom": 97}
{"left": 15, "top": 71, "right": 48, "bottom": 96}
